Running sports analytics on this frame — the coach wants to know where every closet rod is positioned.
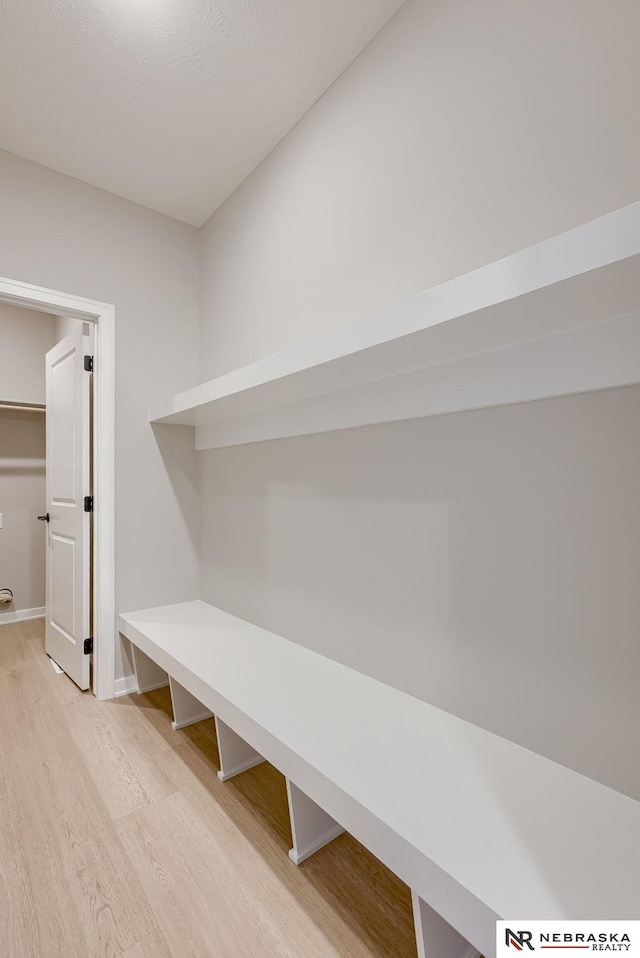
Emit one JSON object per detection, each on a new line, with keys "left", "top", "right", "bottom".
{"left": 0, "top": 400, "right": 46, "bottom": 412}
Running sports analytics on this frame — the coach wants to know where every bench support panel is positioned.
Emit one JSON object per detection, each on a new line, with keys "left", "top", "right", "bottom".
{"left": 131, "top": 646, "right": 169, "bottom": 694}
{"left": 168, "top": 676, "right": 214, "bottom": 730}
{"left": 214, "top": 716, "right": 265, "bottom": 781}
{"left": 286, "top": 779, "right": 345, "bottom": 865}
{"left": 412, "top": 892, "right": 481, "bottom": 958}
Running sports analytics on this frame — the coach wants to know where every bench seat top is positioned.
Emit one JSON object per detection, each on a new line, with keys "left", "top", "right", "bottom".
{"left": 119, "top": 600, "right": 640, "bottom": 947}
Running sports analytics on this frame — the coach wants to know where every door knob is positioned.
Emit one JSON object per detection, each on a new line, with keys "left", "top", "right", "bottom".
{"left": 37, "top": 513, "right": 50, "bottom": 522}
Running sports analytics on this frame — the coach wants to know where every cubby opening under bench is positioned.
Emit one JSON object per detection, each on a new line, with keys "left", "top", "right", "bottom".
{"left": 118, "top": 600, "right": 640, "bottom": 958}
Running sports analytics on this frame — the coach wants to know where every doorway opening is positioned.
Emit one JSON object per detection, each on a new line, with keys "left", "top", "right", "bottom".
{"left": 0, "top": 275, "right": 115, "bottom": 699}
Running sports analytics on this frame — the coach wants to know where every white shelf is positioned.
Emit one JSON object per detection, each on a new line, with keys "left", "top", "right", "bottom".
{"left": 150, "top": 203, "right": 640, "bottom": 449}
{"left": 0, "top": 401, "right": 46, "bottom": 421}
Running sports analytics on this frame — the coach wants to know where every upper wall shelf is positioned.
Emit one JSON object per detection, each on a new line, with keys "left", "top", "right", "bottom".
{"left": 150, "top": 202, "right": 640, "bottom": 450}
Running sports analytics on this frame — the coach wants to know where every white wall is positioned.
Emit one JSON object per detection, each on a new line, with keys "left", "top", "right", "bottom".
{"left": 0, "top": 302, "right": 56, "bottom": 405}
{"left": 54, "top": 314, "right": 79, "bottom": 343}
{"left": 199, "top": 0, "right": 640, "bottom": 379}
{"left": 0, "top": 148, "right": 200, "bottom": 678}
{"left": 198, "top": 0, "right": 640, "bottom": 799}
{"left": 199, "top": 386, "right": 640, "bottom": 801}
{"left": 0, "top": 411, "right": 47, "bottom": 617}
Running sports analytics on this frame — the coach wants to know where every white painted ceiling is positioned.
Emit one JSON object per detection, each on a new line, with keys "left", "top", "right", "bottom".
{"left": 0, "top": 0, "right": 404, "bottom": 225}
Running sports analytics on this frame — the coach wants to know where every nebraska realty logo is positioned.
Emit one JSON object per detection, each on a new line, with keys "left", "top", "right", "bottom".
{"left": 497, "top": 922, "right": 640, "bottom": 955}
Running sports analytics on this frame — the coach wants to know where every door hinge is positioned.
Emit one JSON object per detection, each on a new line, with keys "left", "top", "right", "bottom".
{"left": 84, "top": 637, "right": 94, "bottom": 655}
{"left": 84, "top": 495, "right": 94, "bottom": 512}
{"left": 84, "top": 355, "right": 94, "bottom": 372}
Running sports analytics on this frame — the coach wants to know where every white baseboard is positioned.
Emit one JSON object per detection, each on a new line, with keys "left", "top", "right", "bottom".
{"left": 216, "top": 755, "right": 266, "bottom": 782}
{"left": 137, "top": 679, "right": 169, "bottom": 693}
{"left": 0, "top": 605, "right": 45, "bottom": 624}
{"left": 172, "top": 710, "right": 215, "bottom": 731}
{"left": 288, "top": 824, "right": 345, "bottom": 865}
{"left": 114, "top": 674, "right": 139, "bottom": 698}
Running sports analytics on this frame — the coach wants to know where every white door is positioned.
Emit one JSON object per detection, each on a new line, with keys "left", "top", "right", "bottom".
{"left": 44, "top": 326, "right": 92, "bottom": 689}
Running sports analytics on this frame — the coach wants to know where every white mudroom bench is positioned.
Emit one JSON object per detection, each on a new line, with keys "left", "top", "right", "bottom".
{"left": 118, "top": 600, "right": 640, "bottom": 958}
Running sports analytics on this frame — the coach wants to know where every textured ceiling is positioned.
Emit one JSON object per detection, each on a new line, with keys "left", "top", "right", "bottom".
{"left": 0, "top": 0, "right": 404, "bottom": 225}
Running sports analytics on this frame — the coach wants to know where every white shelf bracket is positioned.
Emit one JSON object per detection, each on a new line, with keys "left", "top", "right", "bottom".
{"left": 412, "top": 892, "right": 481, "bottom": 958}
{"left": 131, "top": 645, "right": 169, "bottom": 694}
{"left": 168, "top": 676, "right": 214, "bottom": 730}
{"left": 286, "top": 778, "right": 344, "bottom": 865}
{"left": 214, "top": 716, "right": 265, "bottom": 781}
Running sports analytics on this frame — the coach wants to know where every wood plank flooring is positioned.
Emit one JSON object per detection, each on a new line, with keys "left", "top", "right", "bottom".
{"left": 0, "top": 619, "right": 417, "bottom": 958}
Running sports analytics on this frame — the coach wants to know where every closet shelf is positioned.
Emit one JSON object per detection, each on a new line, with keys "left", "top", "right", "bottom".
{"left": 150, "top": 202, "right": 640, "bottom": 450}
{"left": 0, "top": 400, "right": 46, "bottom": 419}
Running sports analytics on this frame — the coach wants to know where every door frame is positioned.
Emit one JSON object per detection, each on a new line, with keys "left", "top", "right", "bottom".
{"left": 0, "top": 275, "right": 115, "bottom": 700}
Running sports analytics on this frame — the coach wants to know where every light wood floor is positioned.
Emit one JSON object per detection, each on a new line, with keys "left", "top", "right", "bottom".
{"left": 0, "top": 619, "right": 417, "bottom": 958}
